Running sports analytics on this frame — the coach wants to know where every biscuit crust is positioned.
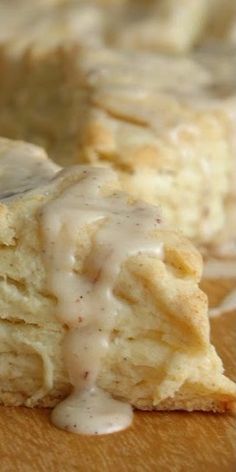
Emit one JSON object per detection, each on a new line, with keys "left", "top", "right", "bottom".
{"left": 0, "top": 138, "right": 235, "bottom": 413}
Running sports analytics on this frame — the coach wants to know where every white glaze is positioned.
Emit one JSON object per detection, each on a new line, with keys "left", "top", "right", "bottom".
{"left": 0, "top": 140, "right": 59, "bottom": 200}
{"left": 51, "top": 386, "right": 133, "bottom": 435}
{"left": 41, "top": 166, "right": 163, "bottom": 435}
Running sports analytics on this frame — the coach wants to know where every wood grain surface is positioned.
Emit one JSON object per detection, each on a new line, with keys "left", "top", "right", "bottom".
{"left": 0, "top": 280, "right": 235, "bottom": 472}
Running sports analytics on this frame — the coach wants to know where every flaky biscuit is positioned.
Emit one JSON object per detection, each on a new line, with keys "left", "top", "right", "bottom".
{"left": 0, "top": 47, "right": 88, "bottom": 167}
{"left": 0, "top": 3, "right": 235, "bottom": 249}
{"left": 110, "top": 0, "right": 236, "bottom": 53}
{"left": 0, "top": 0, "right": 107, "bottom": 56}
{"left": 0, "top": 44, "right": 233, "bottom": 247}
{"left": 111, "top": 0, "right": 210, "bottom": 54}
{"left": 0, "top": 137, "right": 235, "bottom": 413}
{"left": 0, "top": 0, "right": 129, "bottom": 57}
{"left": 0, "top": 0, "right": 235, "bottom": 60}
{"left": 192, "top": 45, "right": 236, "bottom": 254}
{"left": 78, "top": 49, "right": 233, "bottom": 247}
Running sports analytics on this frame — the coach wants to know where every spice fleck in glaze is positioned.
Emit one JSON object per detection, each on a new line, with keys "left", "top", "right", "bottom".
{"left": 41, "top": 166, "right": 163, "bottom": 435}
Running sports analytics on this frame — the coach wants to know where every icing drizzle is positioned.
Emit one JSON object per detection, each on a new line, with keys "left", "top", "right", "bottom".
{"left": 41, "top": 166, "right": 163, "bottom": 435}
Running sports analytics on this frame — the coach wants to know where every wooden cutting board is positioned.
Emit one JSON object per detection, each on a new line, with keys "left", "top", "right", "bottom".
{"left": 0, "top": 279, "right": 235, "bottom": 472}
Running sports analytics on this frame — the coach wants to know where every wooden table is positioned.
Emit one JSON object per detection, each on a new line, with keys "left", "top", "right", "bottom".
{"left": 0, "top": 280, "right": 235, "bottom": 472}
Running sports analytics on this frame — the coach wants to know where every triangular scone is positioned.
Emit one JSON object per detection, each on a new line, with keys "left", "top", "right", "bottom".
{"left": 78, "top": 48, "right": 233, "bottom": 248}
{"left": 0, "top": 137, "right": 235, "bottom": 413}
{"left": 0, "top": 6, "right": 234, "bottom": 250}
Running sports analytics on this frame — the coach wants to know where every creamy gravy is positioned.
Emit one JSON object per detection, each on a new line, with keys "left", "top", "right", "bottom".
{"left": 41, "top": 166, "right": 163, "bottom": 435}
{"left": 0, "top": 140, "right": 59, "bottom": 200}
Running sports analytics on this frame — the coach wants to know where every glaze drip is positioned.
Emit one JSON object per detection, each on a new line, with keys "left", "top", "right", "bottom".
{"left": 41, "top": 166, "right": 163, "bottom": 435}
{"left": 0, "top": 140, "right": 59, "bottom": 201}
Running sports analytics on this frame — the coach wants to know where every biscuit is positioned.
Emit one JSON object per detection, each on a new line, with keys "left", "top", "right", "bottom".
{"left": 0, "top": 137, "right": 235, "bottom": 414}
{"left": 0, "top": 0, "right": 109, "bottom": 57}
{"left": 110, "top": 0, "right": 210, "bottom": 54}
{"left": 0, "top": 0, "right": 108, "bottom": 165}
{"left": 0, "top": 44, "right": 233, "bottom": 247}
{"left": 0, "top": 5, "right": 234, "bottom": 249}
{"left": 78, "top": 49, "right": 233, "bottom": 247}
{"left": 0, "top": 0, "right": 235, "bottom": 60}
{"left": 192, "top": 45, "right": 236, "bottom": 254}
{"left": 110, "top": 0, "right": 236, "bottom": 53}
{"left": 0, "top": 47, "right": 88, "bottom": 167}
